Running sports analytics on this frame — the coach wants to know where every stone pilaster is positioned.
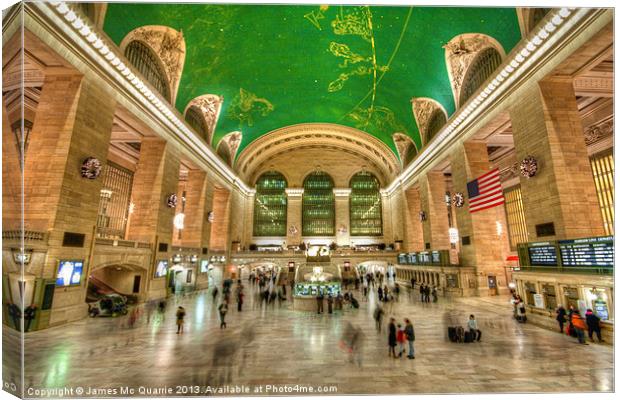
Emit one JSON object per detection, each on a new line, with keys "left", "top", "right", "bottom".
{"left": 23, "top": 74, "right": 116, "bottom": 324}
{"left": 419, "top": 171, "right": 450, "bottom": 250}
{"left": 181, "top": 169, "right": 208, "bottom": 248}
{"left": 403, "top": 186, "right": 424, "bottom": 252}
{"left": 450, "top": 141, "right": 510, "bottom": 295}
{"left": 209, "top": 187, "right": 231, "bottom": 251}
{"left": 285, "top": 188, "right": 303, "bottom": 245}
{"left": 381, "top": 191, "right": 394, "bottom": 245}
{"left": 509, "top": 79, "right": 604, "bottom": 240}
{"left": 333, "top": 188, "right": 351, "bottom": 246}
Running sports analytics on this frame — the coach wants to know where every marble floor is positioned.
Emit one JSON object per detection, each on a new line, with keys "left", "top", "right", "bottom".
{"left": 3, "top": 284, "right": 614, "bottom": 397}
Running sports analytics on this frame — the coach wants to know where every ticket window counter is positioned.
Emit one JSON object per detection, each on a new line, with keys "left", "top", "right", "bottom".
{"left": 524, "top": 282, "right": 537, "bottom": 306}
{"left": 541, "top": 283, "right": 557, "bottom": 311}
{"left": 562, "top": 286, "right": 580, "bottom": 312}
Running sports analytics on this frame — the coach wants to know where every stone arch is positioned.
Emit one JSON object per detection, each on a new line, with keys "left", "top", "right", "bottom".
{"left": 184, "top": 94, "right": 224, "bottom": 146}
{"left": 443, "top": 33, "right": 506, "bottom": 110}
{"left": 459, "top": 47, "right": 503, "bottom": 106}
{"left": 392, "top": 133, "right": 418, "bottom": 168}
{"left": 88, "top": 262, "right": 148, "bottom": 300}
{"left": 215, "top": 131, "right": 242, "bottom": 167}
{"left": 120, "top": 25, "right": 186, "bottom": 104}
{"left": 410, "top": 97, "right": 449, "bottom": 146}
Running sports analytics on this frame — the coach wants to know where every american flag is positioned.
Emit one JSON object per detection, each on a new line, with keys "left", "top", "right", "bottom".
{"left": 467, "top": 168, "right": 505, "bottom": 213}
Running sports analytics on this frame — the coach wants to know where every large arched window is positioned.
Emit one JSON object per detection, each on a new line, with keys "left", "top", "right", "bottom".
{"left": 124, "top": 41, "right": 171, "bottom": 102}
{"left": 529, "top": 8, "right": 551, "bottom": 31}
{"left": 349, "top": 172, "right": 383, "bottom": 236}
{"left": 185, "top": 106, "right": 208, "bottom": 141}
{"left": 459, "top": 47, "right": 502, "bottom": 106}
{"left": 302, "top": 171, "right": 335, "bottom": 236}
{"left": 425, "top": 109, "right": 447, "bottom": 144}
{"left": 253, "top": 171, "right": 288, "bottom": 237}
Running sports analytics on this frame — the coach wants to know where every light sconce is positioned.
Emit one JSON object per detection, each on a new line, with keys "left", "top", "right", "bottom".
{"left": 12, "top": 248, "right": 33, "bottom": 265}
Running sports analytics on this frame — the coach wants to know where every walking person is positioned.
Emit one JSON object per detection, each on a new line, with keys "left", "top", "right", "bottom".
{"left": 396, "top": 323, "right": 406, "bottom": 357}
{"left": 419, "top": 284, "right": 425, "bottom": 302}
{"left": 571, "top": 310, "right": 588, "bottom": 344}
{"left": 327, "top": 294, "right": 334, "bottom": 314}
{"left": 176, "top": 306, "right": 186, "bottom": 334}
{"left": 374, "top": 304, "right": 384, "bottom": 333}
{"left": 556, "top": 305, "right": 567, "bottom": 333}
{"left": 467, "top": 314, "right": 481, "bottom": 342}
{"left": 404, "top": 318, "right": 415, "bottom": 359}
{"left": 377, "top": 286, "right": 383, "bottom": 302}
{"left": 218, "top": 302, "right": 228, "bottom": 329}
{"left": 585, "top": 309, "right": 603, "bottom": 343}
{"left": 432, "top": 286, "right": 438, "bottom": 303}
{"left": 316, "top": 291, "right": 324, "bottom": 314}
{"left": 388, "top": 318, "right": 397, "bottom": 358}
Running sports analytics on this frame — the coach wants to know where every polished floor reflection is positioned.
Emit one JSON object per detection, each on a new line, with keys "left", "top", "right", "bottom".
{"left": 3, "top": 284, "right": 614, "bottom": 396}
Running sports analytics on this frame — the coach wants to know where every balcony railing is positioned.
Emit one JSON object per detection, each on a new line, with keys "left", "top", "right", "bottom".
{"left": 2, "top": 230, "right": 48, "bottom": 242}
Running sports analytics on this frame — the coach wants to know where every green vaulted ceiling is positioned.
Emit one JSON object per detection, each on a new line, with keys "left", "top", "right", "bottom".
{"left": 103, "top": 4, "right": 521, "bottom": 157}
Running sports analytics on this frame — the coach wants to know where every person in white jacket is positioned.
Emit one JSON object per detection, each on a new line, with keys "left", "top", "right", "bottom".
{"left": 467, "top": 314, "right": 481, "bottom": 342}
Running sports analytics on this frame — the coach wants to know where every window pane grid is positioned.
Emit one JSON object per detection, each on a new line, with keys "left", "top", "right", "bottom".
{"left": 350, "top": 172, "right": 383, "bottom": 236}
{"left": 96, "top": 162, "right": 133, "bottom": 239}
{"left": 504, "top": 185, "right": 528, "bottom": 249}
{"left": 302, "top": 172, "right": 335, "bottom": 236}
{"left": 253, "top": 171, "right": 287, "bottom": 236}
{"left": 125, "top": 41, "right": 170, "bottom": 102}
{"left": 590, "top": 152, "right": 614, "bottom": 235}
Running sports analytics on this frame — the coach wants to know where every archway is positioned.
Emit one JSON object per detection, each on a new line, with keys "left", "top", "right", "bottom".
{"left": 88, "top": 264, "right": 147, "bottom": 303}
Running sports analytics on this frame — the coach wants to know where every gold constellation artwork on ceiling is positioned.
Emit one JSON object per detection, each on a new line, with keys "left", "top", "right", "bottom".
{"left": 227, "top": 88, "right": 274, "bottom": 128}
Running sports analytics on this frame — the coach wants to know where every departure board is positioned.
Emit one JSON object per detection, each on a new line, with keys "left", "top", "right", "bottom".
{"left": 418, "top": 252, "right": 430, "bottom": 264}
{"left": 398, "top": 254, "right": 408, "bottom": 264}
{"left": 431, "top": 251, "right": 441, "bottom": 264}
{"left": 528, "top": 243, "right": 558, "bottom": 266}
{"left": 407, "top": 253, "right": 418, "bottom": 265}
{"left": 559, "top": 236, "right": 613, "bottom": 267}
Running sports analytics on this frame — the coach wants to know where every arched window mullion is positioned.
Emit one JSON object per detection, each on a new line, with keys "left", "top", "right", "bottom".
{"left": 124, "top": 40, "right": 171, "bottom": 102}
{"left": 349, "top": 172, "right": 383, "bottom": 236}
{"left": 302, "top": 172, "right": 335, "bottom": 236}
{"left": 460, "top": 47, "right": 502, "bottom": 106}
{"left": 253, "top": 171, "right": 287, "bottom": 237}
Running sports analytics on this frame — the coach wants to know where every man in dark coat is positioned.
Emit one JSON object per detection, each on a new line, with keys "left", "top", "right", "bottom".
{"left": 387, "top": 318, "right": 397, "bottom": 358}
{"left": 585, "top": 309, "right": 603, "bottom": 342}
{"left": 556, "top": 305, "right": 567, "bottom": 333}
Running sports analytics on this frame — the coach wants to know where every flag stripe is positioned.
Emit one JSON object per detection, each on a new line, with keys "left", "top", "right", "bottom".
{"left": 467, "top": 168, "right": 505, "bottom": 214}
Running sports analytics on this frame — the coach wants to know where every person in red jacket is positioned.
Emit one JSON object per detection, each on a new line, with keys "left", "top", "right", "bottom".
{"left": 396, "top": 323, "right": 406, "bottom": 357}
{"left": 571, "top": 311, "right": 588, "bottom": 345}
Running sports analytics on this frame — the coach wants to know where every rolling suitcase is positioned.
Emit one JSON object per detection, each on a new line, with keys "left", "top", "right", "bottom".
{"left": 448, "top": 327, "right": 457, "bottom": 343}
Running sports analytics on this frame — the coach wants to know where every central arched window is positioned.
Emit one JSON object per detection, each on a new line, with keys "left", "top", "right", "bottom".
{"left": 302, "top": 171, "right": 335, "bottom": 236}
{"left": 350, "top": 172, "right": 383, "bottom": 236}
{"left": 460, "top": 47, "right": 502, "bottom": 106}
{"left": 124, "top": 40, "right": 170, "bottom": 102}
{"left": 253, "top": 171, "right": 287, "bottom": 236}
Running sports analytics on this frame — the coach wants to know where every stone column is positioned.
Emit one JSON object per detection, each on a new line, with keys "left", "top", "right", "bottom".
{"left": 418, "top": 171, "right": 450, "bottom": 250}
{"left": 181, "top": 169, "right": 208, "bottom": 248}
{"left": 509, "top": 79, "right": 604, "bottom": 240}
{"left": 23, "top": 74, "right": 116, "bottom": 324}
{"left": 285, "top": 188, "right": 303, "bottom": 246}
{"left": 209, "top": 187, "right": 232, "bottom": 252}
{"left": 127, "top": 137, "right": 180, "bottom": 299}
{"left": 403, "top": 186, "right": 424, "bottom": 252}
{"left": 450, "top": 141, "right": 510, "bottom": 295}
{"left": 333, "top": 188, "right": 351, "bottom": 246}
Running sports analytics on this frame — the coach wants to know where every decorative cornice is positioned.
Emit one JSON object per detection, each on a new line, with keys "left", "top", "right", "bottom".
{"left": 386, "top": 8, "right": 604, "bottom": 196}
{"left": 333, "top": 188, "right": 352, "bottom": 197}
{"left": 285, "top": 188, "right": 304, "bottom": 197}
{"left": 33, "top": 1, "right": 253, "bottom": 196}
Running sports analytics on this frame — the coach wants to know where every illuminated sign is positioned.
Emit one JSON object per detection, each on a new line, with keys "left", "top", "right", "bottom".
{"left": 56, "top": 260, "right": 84, "bottom": 287}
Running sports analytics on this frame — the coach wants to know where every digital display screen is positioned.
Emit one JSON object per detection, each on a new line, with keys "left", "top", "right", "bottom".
{"left": 398, "top": 254, "right": 408, "bottom": 264}
{"left": 528, "top": 244, "right": 558, "bottom": 266}
{"left": 408, "top": 253, "right": 418, "bottom": 265}
{"left": 559, "top": 237, "right": 613, "bottom": 267}
{"left": 200, "top": 260, "right": 209, "bottom": 273}
{"left": 56, "top": 260, "right": 84, "bottom": 286}
{"left": 431, "top": 251, "right": 441, "bottom": 264}
{"left": 155, "top": 260, "right": 169, "bottom": 277}
{"left": 418, "top": 252, "right": 430, "bottom": 264}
